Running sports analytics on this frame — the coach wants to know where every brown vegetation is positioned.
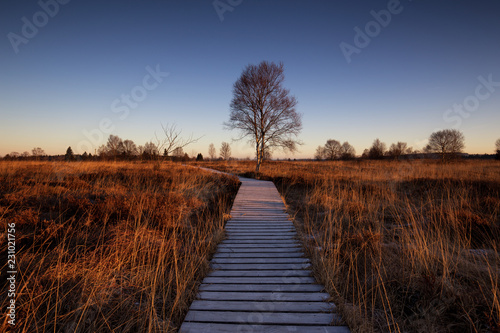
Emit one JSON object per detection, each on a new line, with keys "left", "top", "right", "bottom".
{"left": 0, "top": 161, "right": 239, "bottom": 332}
{"left": 199, "top": 159, "right": 500, "bottom": 332}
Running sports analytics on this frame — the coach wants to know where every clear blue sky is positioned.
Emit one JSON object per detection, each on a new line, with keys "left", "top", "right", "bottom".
{"left": 1, "top": 0, "right": 499, "bottom": 158}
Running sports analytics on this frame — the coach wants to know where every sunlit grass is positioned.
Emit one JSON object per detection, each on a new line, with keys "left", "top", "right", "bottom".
{"left": 0, "top": 161, "right": 239, "bottom": 332}
{"left": 199, "top": 159, "right": 500, "bottom": 332}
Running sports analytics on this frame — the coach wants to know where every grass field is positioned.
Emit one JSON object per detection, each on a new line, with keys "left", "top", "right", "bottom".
{"left": 199, "top": 159, "right": 500, "bottom": 332}
{"left": 2, "top": 159, "right": 499, "bottom": 332}
{"left": 0, "top": 161, "right": 239, "bottom": 332}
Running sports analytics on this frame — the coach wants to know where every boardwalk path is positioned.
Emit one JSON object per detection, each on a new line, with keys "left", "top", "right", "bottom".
{"left": 180, "top": 176, "right": 350, "bottom": 332}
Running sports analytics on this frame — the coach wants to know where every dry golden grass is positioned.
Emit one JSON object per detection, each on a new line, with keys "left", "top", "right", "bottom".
{"left": 198, "top": 159, "right": 500, "bottom": 332}
{"left": 0, "top": 161, "right": 239, "bottom": 332}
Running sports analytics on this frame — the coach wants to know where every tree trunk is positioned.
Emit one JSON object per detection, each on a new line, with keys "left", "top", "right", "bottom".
{"left": 256, "top": 143, "right": 261, "bottom": 173}
{"left": 255, "top": 141, "right": 265, "bottom": 174}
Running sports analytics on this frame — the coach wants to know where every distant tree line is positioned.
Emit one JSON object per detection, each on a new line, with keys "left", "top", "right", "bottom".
{"left": 94, "top": 134, "right": 200, "bottom": 161}
{"left": 2, "top": 147, "right": 47, "bottom": 160}
{"left": 359, "top": 139, "right": 415, "bottom": 160}
{"left": 2, "top": 130, "right": 499, "bottom": 163}
{"left": 0, "top": 133, "right": 205, "bottom": 162}
{"left": 316, "top": 130, "right": 499, "bottom": 162}
{"left": 315, "top": 140, "right": 355, "bottom": 160}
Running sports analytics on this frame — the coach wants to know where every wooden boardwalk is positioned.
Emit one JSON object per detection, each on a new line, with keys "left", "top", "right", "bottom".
{"left": 180, "top": 177, "right": 350, "bottom": 332}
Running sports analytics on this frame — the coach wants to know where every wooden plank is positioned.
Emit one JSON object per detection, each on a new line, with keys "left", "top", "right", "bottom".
{"left": 184, "top": 310, "right": 335, "bottom": 325}
{"left": 212, "top": 258, "right": 310, "bottom": 264}
{"left": 227, "top": 232, "right": 296, "bottom": 236}
{"left": 225, "top": 236, "right": 296, "bottom": 240}
{"left": 221, "top": 239, "right": 299, "bottom": 244}
{"left": 225, "top": 228, "right": 295, "bottom": 231}
{"left": 225, "top": 233, "right": 296, "bottom": 237}
{"left": 188, "top": 300, "right": 335, "bottom": 312}
{"left": 197, "top": 291, "right": 330, "bottom": 302}
{"left": 216, "top": 247, "right": 302, "bottom": 253}
{"left": 199, "top": 284, "right": 323, "bottom": 292}
{"left": 230, "top": 218, "right": 290, "bottom": 220}
{"left": 217, "top": 244, "right": 301, "bottom": 248}
{"left": 227, "top": 221, "right": 292, "bottom": 223}
{"left": 180, "top": 322, "right": 351, "bottom": 333}
{"left": 211, "top": 263, "right": 311, "bottom": 270}
{"left": 225, "top": 224, "right": 296, "bottom": 232}
{"left": 231, "top": 210, "right": 286, "bottom": 213}
{"left": 203, "top": 276, "right": 317, "bottom": 284}
{"left": 213, "top": 252, "right": 303, "bottom": 258}
{"left": 225, "top": 226, "right": 295, "bottom": 229}
{"left": 227, "top": 230, "right": 295, "bottom": 233}
{"left": 208, "top": 270, "right": 312, "bottom": 277}
{"left": 226, "top": 224, "right": 294, "bottom": 228}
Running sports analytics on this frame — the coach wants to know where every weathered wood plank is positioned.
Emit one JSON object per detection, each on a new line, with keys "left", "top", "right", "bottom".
{"left": 211, "top": 258, "right": 310, "bottom": 264}
{"left": 180, "top": 322, "right": 351, "bottom": 333}
{"left": 213, "top": 252, "right": 303, "bottom": 258}
{"left": 225, "top": 228, "right": 295, "bottom": 232}
{"left": 225, "top": 234, "right": 296, "bottom": 237}
{"left": 230, "top": 218, "right": 289, "bottom": 220}
{"left": 199, "top": 283, "right": 323, "bottom": 292}
{"left": 211, "top": 263, "right": 311, "bottom": 270}
{"left": 203, "top": 276, "right": 317, "bottom": 284}
{"left": 225, "top": 236, "right": 297, "bottom": 241}
{"left": 188, "top": 300, "right": 335, "bottom": 312}
{"left": 221, "top": 239, "right": 299, "bottom": 244}
{"left": 184, "top": 310, "right": 336, "bottom": 325}
{"left": 217, "top": 245, "right": 301, "bottom": 250}
{"left": 227, "top": 220, "right": 291, "bottom": 223}
{"left": 226, "top": 226, "right": 294, "bottom": 229}
{"left": 197, "top": 291, "right": 330, "bottom": 302}
{"left": 227, "top": 227, "right": 293, "bottom": 230}
{"left": 216, "top": 247, "right": 302, "bottom": 253}
{"left": 225, "top": 231, "right": 293, "bottom": 234}
{"left": 208, "top": 270, "right": 312, "bottom": 277}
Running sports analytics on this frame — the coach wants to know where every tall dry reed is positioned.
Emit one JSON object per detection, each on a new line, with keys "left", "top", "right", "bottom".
{"left": 202, "top": 159, "right": 500, "bottom": 332}
{"left": 0, "top": 161, "right": 239, "bottom": 332}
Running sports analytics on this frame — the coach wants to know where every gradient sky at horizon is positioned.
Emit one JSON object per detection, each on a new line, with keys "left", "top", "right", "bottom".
{"left": 1, "top": 0, "right": 499, "bottom": 158}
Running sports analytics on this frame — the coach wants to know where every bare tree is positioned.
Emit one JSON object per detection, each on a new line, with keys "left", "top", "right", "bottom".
{"left": 368, "top": 139, "right": 386, "bottom": 160}
{"left": 324, "top": 139, "right": 341, "bottom": 160}
{"left": 225, "top": 61, "right": 302, "bottom": 173}
{"left": 21, "top": 151, "right": 30, "bottom": 158}
{"left": 208, "top": 143, "right": 216, "bottom": 160}
{"left": 314, "top": 145, "right": 325, "bottom": 160}
{"left": 142, "top": 142, "right": 159, "bottom": 159}
{"left": 388, "top": 142, "right": 408, "bottom": 160}
{"left": 173, "top": 147, "right": 184, "bottom": 158}
{"left": 220, "top": 142, "right": 231, "bottom": 160}
{"left": 157, "top": 123, "right": 200, "bottom": 157}
{"left": 97, "top": 145, "right": 108, "bottom": 158}
{"left": 32, "top": 147, "right": 45, "bottom": 160}
{"left": 106, "top": 135, "right": 124, "bottom": 158}
{"left": 361, "top": 149, "right": 369, "bottom": 159}
{"left": 340, "top": 141, "right": 356, "bottom": 160}
{"left": 122, "top": 139, "right": 138, "bottom": 157}
{"left": 428, "top": 129, "right": 465, "bottom": 161}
